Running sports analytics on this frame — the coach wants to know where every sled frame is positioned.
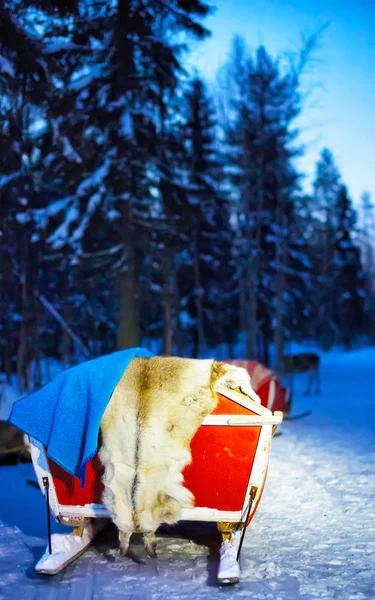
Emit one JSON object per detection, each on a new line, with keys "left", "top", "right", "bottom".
{"left": 29, "top": 388, "right": 282, "bottom": 526}
{"left": 29, "top": 388, "right": 282, "bottom": 580}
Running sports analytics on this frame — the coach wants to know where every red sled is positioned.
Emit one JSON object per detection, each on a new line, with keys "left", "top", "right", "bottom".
{"left": 29, "top": 383, "right": 283, "bottom": 584}
{"left": 225, "top": 360, "right": 291, "bottom": 415}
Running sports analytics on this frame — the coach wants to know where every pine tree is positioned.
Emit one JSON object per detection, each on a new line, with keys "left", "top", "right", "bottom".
{"left": 283, "top": 193, "right": 315, "bottom": 345}
{"left": 359, "top": 192, "right": 375, "bottom": 340}
{"left": 0, "top": 3, "right": 52, "bottom": 389}
{"left": 181, "top": 77, "right": 236, "bottom": 356}
{"left": 223, "top": 38, "right": 303, "bottom": 367}
{"left": 312, "top": 148, "right": 342, "bottom": 349}
{"left": 2, "top": 0, "right": 212, "bottom": 348}
{"left": 332, "top": 186, "right": 366, "bottom": 348}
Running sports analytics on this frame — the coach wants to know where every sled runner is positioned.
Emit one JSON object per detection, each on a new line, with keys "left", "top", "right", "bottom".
{"left": 29, "top": 385, "right": 282, "bottom": 584}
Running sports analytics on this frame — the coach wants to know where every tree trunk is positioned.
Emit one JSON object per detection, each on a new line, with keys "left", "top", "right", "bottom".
{"left": 2, "top": 324, "right": 13, "bottom": 382}
{"left": 274, "top": 207, "right": 286, "bottom": 375}
{"left": 239, "top": 273, "right": 247, "bottom": 355}
{"left": 192, "top": 221, "right": 206, "bottom": 358}
{"left": 60, "top": 299, "right": 74, "bottom": 366}
{"left": 174, "top": 273, "right": 183, "bottom": 356}
{"left": 246, "top": 282, "right": 258, "bottom": 359}
{"left": 245, "top": 193, "right": 262, "bottom": 360}
{"left": 17, "top": 272, "right": 29, "bottom": 395}
{"left": 32, "top": 297, "right": 42, "bottom": 389}
{"left": 117, "top": 200, "right": 140, "bottom": 350}
{"left": 274, "top": 274, "right": 284, "bottom": 374}
{"left": 163, "top": 247, "right": 173, "bottom": 355}
{"left": 317, "top": 208, "right": 335, "bottom": 349}
{"left": 262, "top": 315, "right": 271, "bottom": 367}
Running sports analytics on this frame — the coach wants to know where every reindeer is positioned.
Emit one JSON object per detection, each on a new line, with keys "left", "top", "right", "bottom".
{"left": 282, "top": 352, "right": 320, "bottom": 396}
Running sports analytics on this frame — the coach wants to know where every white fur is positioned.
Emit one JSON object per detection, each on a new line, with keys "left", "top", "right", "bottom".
{"left": 219, "top": 365, "right": 262, "bottom": 404}
{"left": 100, "top": 357, "right": 217, "bottom": 555}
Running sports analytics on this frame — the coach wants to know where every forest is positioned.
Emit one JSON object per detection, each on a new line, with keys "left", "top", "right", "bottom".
{"left": 1, "top": 0, "right": 374, "bottom": 393}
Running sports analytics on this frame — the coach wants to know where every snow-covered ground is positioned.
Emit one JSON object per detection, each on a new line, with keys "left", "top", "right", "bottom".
{"left": 0, "top": 348, "right": 374, "bottom": 599}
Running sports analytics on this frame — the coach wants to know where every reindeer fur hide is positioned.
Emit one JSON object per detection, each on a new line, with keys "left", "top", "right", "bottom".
{"left": 99, "top": 356, "right": 259, "bottom": 557}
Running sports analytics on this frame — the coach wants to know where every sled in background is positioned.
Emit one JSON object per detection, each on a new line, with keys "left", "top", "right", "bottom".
{"left": 224, "top": 360, "right": 291, "bottom": 415}
{"left": 29, "top": 385, "right": 283, "bottom": 585}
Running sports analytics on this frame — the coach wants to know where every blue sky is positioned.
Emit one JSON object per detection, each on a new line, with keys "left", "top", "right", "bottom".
{"left": 187, "top": 0, "right": 375, "bottom": 205}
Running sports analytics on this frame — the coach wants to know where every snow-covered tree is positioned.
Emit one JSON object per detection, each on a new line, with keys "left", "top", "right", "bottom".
{"left": 359, "top": 191, "right": 375, "bottom": 339}
{"left": 2, "top": 0, "right": 212, "bottom": 348}
{"left": 332, "top": 186, "right": 366, "bottom": 348}
{"left": 178, "top": 77, "right": 237, "bottom": 356}
{"left": 0, "top": 0, "right": 213, "bottom": 379}
{"left": 223, "top": 37, "right": 306, "bottom": 367}
{"left": 311, "top": 148, "right": 342, "bottom": 348}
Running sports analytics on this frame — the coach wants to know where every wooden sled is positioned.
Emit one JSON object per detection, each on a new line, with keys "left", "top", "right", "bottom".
{"left": 30, "top": 385, "right": 283, "bottom": 585}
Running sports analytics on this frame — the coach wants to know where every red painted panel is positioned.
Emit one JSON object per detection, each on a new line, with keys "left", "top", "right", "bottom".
{"left": 256, "top": 382, "right": 270, "bottom": 407}
{"left": 183, "top": 425, "right": 261, "bottom": 511}
{"left": 48, "top": 391, "right": 261, "bottom": 512}
{"left": 211, "top": 394, "right": 256, "bottom": 415}
{"left": 50, "top": 454, "right": 104, "bottom": 506}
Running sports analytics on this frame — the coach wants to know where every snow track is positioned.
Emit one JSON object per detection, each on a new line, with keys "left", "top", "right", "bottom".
{"left": 0, "top": 348, "right": 374, "bottom": 599}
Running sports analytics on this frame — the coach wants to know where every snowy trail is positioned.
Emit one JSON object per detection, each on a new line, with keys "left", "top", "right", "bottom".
{"left": 0, "top": 349, "right": 374, "bottom": 599}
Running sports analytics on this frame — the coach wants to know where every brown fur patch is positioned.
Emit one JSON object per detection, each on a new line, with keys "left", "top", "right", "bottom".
{"left": 100, "top": 355, "right": 221, "bottom": 553}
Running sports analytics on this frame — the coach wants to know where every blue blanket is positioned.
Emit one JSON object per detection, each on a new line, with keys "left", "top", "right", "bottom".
{"left": 9, "top": 347, "right": 153, "bottom": 483}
